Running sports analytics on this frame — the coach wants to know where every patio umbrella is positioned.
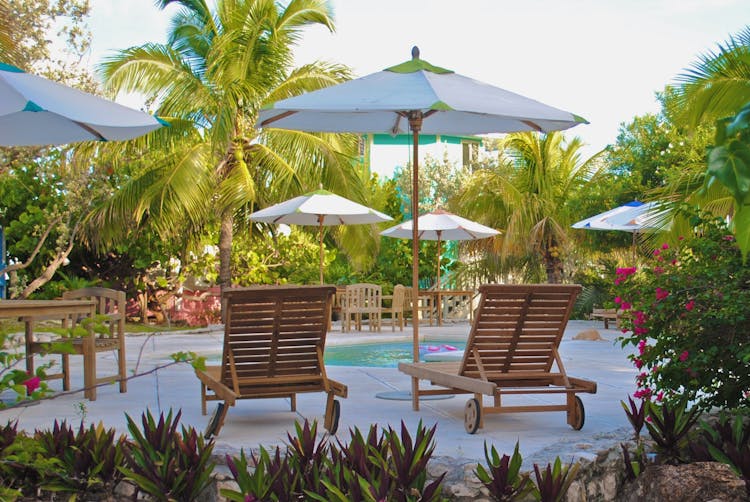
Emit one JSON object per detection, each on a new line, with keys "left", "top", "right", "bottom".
{"left": 0, "top": 62, "right": 165, "bottom": 146}
{"left": 248, "top": 189, "right": 392, "bottom": 284}
{"left": 380, "top": 209, "right": 500, "bottom": 290}
{"left": 257, "top": 46, "right": 586, "bottom": 408}
{"left": 572, "top": 201, "right": 666, "bottom": 255}
{"left": 571, "top": 201, "right": 661, "bottom": 233}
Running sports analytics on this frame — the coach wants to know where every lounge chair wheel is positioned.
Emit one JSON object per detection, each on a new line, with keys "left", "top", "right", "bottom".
{"left": 326, "top": 399, "right": 341, "bottom": 434}
{"left": 570, "top": 396, "right": 585, "bottom": 430}
{"left": 464, "top": 398, "right": 481, "bottom": 434}
{"left": 205, "top": 402, "right": 226, "bottom": 439}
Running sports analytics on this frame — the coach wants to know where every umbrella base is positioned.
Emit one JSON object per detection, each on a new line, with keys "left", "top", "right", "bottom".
{"left": 375, "top": 390, "right": 454, "bottom": 401}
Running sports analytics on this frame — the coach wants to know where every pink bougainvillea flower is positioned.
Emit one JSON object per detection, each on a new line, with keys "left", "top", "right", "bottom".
{"left": 653, "top": 249, "right": 661, "bottom": 256}
{"left": 656, "top": 391, "right": 664, "bottom": 402}
{"left": 678, "top": 236, "right": 684, "bottom": 241}
{"left": 620, "top": 301, "right": 632, "bottom": 311}
{"left": 615, "top": 267, "right": 637, "bottom": 277}
{"left": 685, "top": 300, "right": 695, "bottom": 311}
{"left": 723, "top": 235, "right": 735, "bottom": 241}
{"left": 614, "top": 296, "right": 622, "bottom": 304}
{"left": 655, "top": 287, "right": 669, "bottom": 301}
{"left": 661, "top": 243, "right": 669, "bottom": 250}
{"left": 23, "top": 376, "right": 41, "bottom": 394}
{"left": 654, "top": 266, "right": 664, "bottom": 275}
{"left": 634, "top": 358, "right": 643, "bottom": 369}
{"left": 633, "top": 387, "right": 652, "bottom": 399}
{"left": 679, "top": 350, "right": 689, "bottom": 362}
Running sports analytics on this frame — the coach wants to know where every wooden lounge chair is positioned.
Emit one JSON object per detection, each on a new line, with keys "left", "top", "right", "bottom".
{"left": 398, "top": 284, "right": 597, "bottom": 434}
{"left": 195, "top": 285, "right": 347, "bottom": 437}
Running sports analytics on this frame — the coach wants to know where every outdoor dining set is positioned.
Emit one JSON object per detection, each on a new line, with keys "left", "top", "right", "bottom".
{"left": 335, "top": 283, "right": 476, "bottom": 332}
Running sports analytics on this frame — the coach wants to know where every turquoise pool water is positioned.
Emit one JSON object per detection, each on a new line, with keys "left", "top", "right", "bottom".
{"left": 325, "top": 341, "right": 466, "bottom": 367}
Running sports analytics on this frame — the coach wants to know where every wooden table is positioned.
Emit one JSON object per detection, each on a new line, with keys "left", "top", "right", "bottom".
{"left": 419, "top": 290, "right": 476, "bottom": 327}
{"left": 0, "top": 299, "right": 97, "bottom": 400}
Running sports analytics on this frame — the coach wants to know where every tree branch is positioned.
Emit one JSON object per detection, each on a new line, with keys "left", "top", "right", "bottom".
{"left": 0, "top": 214, "right": 63, "bottom": 276}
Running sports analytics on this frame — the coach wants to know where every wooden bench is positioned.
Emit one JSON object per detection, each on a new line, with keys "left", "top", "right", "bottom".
{"left": 590, "top": 308, "right": 621, "bottom": 329}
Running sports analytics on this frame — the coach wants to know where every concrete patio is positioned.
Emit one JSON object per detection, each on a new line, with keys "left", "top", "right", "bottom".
{"left": 0, "top": 320, "right": 638, "bottom": 467}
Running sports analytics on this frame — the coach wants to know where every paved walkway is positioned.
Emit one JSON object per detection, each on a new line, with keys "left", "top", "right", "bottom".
{"left": 0, "top": 320, "right": 638, "bottom": 466}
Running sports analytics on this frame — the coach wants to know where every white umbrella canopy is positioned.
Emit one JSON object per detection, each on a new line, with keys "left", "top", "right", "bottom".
{"left": 249, "top": 189, "right": 392, "bottom": 283}
{"left": 605, "top": 201, "right": 665, "bottom": 232}
{"left": 0, "top": 62, "right": 165, "bottom": 146}
{"left": 572, "top": 201, "right": 662, "bottom": 233}
{"left": 256, "top": 46, "right": 586, "bottom": 407}
{"left": 380, "top": 209, "right": 500, "bottom": 241}
{"left": 380, "top": 209, "right": 500, "bottom": 290}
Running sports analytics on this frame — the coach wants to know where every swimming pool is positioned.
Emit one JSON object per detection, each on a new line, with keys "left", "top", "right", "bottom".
{"left": 324, "top": 341, "right": 466, "bottom": 367}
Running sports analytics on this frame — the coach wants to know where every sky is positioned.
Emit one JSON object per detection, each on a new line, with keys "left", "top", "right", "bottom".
{"left": 85, "top": 0, "right": 748, "bottom": 167}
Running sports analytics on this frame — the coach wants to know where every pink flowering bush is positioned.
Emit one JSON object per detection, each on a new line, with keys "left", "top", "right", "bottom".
{"left": 616, "top": 211, "right": 750, "bottom": 411}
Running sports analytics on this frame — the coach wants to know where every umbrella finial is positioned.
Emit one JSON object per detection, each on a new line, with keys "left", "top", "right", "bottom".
{"left": 411, "top": 46, "right": 420, "bottom": 60}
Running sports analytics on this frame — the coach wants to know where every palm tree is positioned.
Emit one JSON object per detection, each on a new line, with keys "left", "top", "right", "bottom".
{"left": 454, "top": 132, "right": 602, "bottom": 283}
{"left": 0, "top": 0, "right": 15, "bottom": 63}
{"left": 93, "top": 0, "right": 365, "bottom": 289}
{"left": 659, "top": 27, "right": 750, "bottom": 249}
{"left": 670, "top": 26, "right": 750, "bottom": 129}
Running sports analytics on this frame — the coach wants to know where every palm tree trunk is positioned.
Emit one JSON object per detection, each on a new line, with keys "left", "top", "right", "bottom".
{"left": 218, "top": 212, "right": 233, "bottom": 322}
{"left": 219, "top": 212, "right": 233, "bottom": 287}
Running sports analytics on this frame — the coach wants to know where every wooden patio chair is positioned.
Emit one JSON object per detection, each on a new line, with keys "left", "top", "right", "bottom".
{"left": 195, "top": 285, "right": 348, "bottom": 437}
{"left": 382, "top": 284, "right": 406, "bottom": 331}
{"left": 340, "top": 283, "right": 382, "bottom": 332}
{"left": 398, "top": 284, "right": 597, "bottom": 434}
{"left": 403, "top": 287, "right": 434, "bottom": 326}
{"left": 27, "top": 287, "right": 127, "bottom": 401}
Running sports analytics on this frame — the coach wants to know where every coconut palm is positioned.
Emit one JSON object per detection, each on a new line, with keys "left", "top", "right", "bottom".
{"left": 670, "top": 25, "right": 750, "bottom": 129}
{"left": 454, "top": 132, "right": 603, "bottom": 283}
{"left": 664, "top": 26, "right": 750, "bottom": 251}
{"left": 93, "top": 0, "right": 365, "bottom": 289}
{"left": 0, "top": 0, "right": 15, "bottom": 63}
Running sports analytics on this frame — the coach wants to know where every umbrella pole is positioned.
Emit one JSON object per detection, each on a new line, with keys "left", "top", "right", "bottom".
{"left": 318, "top": 216, "right": 324, "bottom": 284}
{"left": 409, "top": 112, "right": 423, "bottom": 411}
{"left": 436, "top": 232, "right": 442, "bottom": 327}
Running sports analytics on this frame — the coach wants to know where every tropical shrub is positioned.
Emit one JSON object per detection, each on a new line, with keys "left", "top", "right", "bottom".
{"left": 120, "top": 409, "right": 216, "bottom": 502}
{"left": 616, "top": 209, "right": 750, "bottom": 410}
{"left": 33, "top": 420, "right": 126, "bottom": 495}
{"left": 224, "top": 420, "right": 445, "bottom": 502}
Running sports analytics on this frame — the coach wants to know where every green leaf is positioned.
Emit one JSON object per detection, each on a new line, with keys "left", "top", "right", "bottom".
{"left": 707, "top": 141, "right": 750, "bottom": 204}
{"left": 733, "top": 204, "right": 750, "bottom": 261}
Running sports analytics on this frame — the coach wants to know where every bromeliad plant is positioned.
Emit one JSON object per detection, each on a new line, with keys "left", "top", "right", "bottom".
{"left": 223, "top": 420, "right": 445, "bottom": 502}
{"left": 33, "top": 420, "right": 126, "bottom": 495}
{"left": 474, "top": 441, "right": 579, "bottom": 502}
{"left": 120, "top": 409, "right": 216, "bottom": 502}
{"left": 616, "top": 209, "right": 750, "bottom": 410}
{"left": 474, "top": 441, "right": 534, "bottom": 501}
{"left": 643, "top": 398, "right": 701, "bottom": 464}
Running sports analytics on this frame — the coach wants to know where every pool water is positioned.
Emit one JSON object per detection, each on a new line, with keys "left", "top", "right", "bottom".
{"left": 325, "top": 341, "right": 466, "bottom": 367}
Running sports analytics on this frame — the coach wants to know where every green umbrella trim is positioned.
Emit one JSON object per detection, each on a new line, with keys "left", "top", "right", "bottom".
{"left": 0, "top": 61, "right": 24, "bottom": 73}
{"left": 386, "top": 58, "right": 454, "bottom": 74}
{"left": 23, "top": 101, "right": 43, "bottom": 112}
{"left": 573, "top": 114, "right": 590, "bottom": 124}
{"left": 430, "top": 101, "right": 454, "bottom": 111}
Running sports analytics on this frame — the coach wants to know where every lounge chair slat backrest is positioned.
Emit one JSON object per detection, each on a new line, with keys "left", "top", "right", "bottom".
{"left": 221, "top": 286, "right": 335, "bottom": 384}
{"left": 460, "top": 284, "right": 581, "bottom": 381}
